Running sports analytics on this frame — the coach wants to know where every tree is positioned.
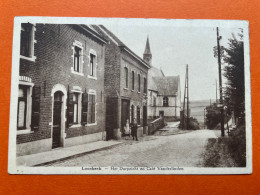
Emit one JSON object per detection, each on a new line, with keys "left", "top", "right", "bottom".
{"left": 206, "top": 103, "right": 221, "bottom": 129}
{"left": 223, "top": 30, "right": 245, "bottom": 124}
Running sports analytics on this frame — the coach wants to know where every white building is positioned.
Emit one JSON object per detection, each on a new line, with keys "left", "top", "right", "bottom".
{"left": 143, "top": 37, "right": 181, "bottom": 121}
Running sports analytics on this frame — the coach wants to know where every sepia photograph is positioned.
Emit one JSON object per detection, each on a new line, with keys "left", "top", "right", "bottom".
{"left": 8, "top": 17, "right": 251, "bottom": 174}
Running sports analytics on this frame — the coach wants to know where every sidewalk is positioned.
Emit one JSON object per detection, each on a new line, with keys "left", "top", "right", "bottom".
{"left": 17, "top": 140, "right": 123, "bottom": 167}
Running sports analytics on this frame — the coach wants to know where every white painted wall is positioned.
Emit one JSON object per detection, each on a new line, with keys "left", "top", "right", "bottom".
{"left": 148, "top": 90, "right": 181, "bottom": 118}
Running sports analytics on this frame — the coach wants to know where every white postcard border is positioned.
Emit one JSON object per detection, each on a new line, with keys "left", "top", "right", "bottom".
{"left": 8, "top": 17, "right": 252, "bottom": 175}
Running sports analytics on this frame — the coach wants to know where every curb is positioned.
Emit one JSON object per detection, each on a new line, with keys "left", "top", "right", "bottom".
{"left": 34, "top": 142, "right": 123, "bottom": 167}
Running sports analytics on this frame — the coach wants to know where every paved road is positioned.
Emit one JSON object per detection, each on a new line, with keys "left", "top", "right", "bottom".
{"left": 51, "top": 130, "right": 220, "bottom": 167}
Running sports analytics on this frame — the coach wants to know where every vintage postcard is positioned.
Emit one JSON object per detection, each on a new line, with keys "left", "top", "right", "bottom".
{"left": 8, "top": 17, "right": 252, "bottom": 174}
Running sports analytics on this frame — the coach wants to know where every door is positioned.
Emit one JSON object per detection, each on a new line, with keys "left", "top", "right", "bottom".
{"left": 159, "top": 110, "right": 164, "bottom": 117}
{"left": 121, "top": 99, "right": 130, "bottom": 134}
{"left": 143, "top": 106, "right": 147, "bottom": 126}
{"left": 52, "top": 91, "right": 63, "bottom": 149}
{"left": 106, "top": 97, "right": 118, "bottom": 140}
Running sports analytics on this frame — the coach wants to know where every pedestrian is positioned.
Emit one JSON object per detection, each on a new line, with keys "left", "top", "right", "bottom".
{"left": 124, "top": 119, "right": 130, "bottom": 137}
{"left": 131, "top": 118, "right": 138, "bottom": 141}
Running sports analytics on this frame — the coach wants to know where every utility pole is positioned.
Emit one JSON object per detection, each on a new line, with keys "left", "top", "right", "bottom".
{"left": 216, "top": 79, "right": 218, "bottom": 104}
{"left": 182, "top": 72, "right": 186, "bottom": 130}
{"left": 216, "top": 27, "right": 225, "bottom": 137}
{"left": 186, "top": 64, "right": 189, "bottom": 130}
{"left": 182, "top": 64, "right": 189, "bottom": 130}
{"left": 204, "top": 108, "right": 206, "bottom": 129}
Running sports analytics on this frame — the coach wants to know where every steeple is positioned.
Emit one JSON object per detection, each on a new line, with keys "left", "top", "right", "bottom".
{"left": 143, "top": 36, "right": 152, "bottom": 65}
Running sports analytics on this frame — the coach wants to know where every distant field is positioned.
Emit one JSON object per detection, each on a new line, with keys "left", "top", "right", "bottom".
{"left": 183, "top": 100, "right": 214, "bottom": 125}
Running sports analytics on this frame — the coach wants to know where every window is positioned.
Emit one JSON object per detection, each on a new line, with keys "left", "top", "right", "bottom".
{"left": 17, "top": 86, "right": 27, "bottom": 129}
{"left": 72, "top": 41, "right": 83, "bottom": 75}
{"left": 132, "top": 71, "right": 135, "bottom": 90}
{"left": 74, "top": 46, "right": 81, "bottom": 72}
{"left": 20, "top": 23, "right": 36, "bottom": 60}
{"left": 163, "top": 97, "right": 169, "bottom": 107}
{"left": 90, "top": 54, "right": 95, "bottom": 76}
{"left": 17, "top": 82, "right": 39, "bottom": 133}
{"left": 138, "top": 74, "right": 141, "bottom": 92}
{"left": 143, "top": 77, "right": 147, "bottom": 93}
{"left": 72, "top": 93, "right": 79, "bottom": 123}
{"left": 137, "top": 106, "right": 140, "bottom": 125}
{"left": 125, "top": 67, "right": 128, "bottom": 88}
{"left": 88, "top": 49, "right": 97, "bottom": 79}
{"left": 88, "top": 94, "right": 96, "bottom": 124}
{"left": 67, "top": 92, "right": 81, "bottom": 126}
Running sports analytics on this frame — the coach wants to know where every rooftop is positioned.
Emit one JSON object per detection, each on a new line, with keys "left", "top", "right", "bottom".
{"left": 152, "top": 76, "right": 180, "bottom": 96}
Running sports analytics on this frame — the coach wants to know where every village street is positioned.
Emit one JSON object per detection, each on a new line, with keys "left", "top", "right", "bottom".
{"left": 49, "top": 127, "right": 221, "bottom": 167}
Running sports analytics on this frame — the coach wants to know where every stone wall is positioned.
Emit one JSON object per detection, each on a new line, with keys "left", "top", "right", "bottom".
{"left": 148, "top": 117, "right": 165, "bottom": 135}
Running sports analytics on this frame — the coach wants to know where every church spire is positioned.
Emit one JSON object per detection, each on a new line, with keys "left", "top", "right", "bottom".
{"left": 143, "top": 36, "right": 152, "bottom": 65}
{"left": 144, "top": 36, "right": 151, "bottom": 55}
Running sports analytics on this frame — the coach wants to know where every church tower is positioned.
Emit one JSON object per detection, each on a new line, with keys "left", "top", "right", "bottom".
{"left": 143, "top": 36, "right": 152, "bottom": 65}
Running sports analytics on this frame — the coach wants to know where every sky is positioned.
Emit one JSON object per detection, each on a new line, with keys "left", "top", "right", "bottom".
{"left": 104, "top": 23, "right": 242, "bottom": 101}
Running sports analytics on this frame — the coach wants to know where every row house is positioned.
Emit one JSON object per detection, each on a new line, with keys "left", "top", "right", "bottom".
{"left": 17, "top": 23, "right": 107, "bottom": 156}
{"left": 92, "top": 25, "right": 150, "bottom": 139}
{"left": 144, "top": 37, "right": 181, "bottom": 121}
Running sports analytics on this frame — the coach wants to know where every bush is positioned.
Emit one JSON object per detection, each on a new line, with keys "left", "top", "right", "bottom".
{"left": 206, "top": 103, "right": 221, "bottom": 129}
{"left": 179, "top": 117, "right": 200, "bottom": 130}
{"left": 188, "top": 117, "right": 200, "bottom": 130}
{"left": 227, "top": 125, "right": 246, "bottom": 167}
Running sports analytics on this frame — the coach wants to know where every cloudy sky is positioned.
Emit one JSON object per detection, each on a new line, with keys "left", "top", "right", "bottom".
{"left": 105, "top": 22, "right": 241, "bottom": 101}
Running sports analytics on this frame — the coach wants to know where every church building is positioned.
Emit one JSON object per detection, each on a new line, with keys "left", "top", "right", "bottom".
{"left": 144, "top": 37, "right": 182, "bottom": 122}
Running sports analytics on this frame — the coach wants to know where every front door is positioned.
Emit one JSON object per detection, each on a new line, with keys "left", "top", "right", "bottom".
{"left": 143, "top": 106, "right": 147, "bottom": 126}
{"left": 159, "top": 110, "right": 164, "bottom": 117}
{"left": 106, "top": 97, "right": 118, "bottom": 140}
{"left": 52, "top": 91, "right": 63, "bottom": 149}
{"left": 121, "top": 99, "right": 130, "bottom": 135}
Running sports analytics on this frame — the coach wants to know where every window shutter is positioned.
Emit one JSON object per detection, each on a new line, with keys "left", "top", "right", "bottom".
{"left": 31, "top": 86, "right": 41, "bottom": 131}
{"left": 92, "top": 95, "right": 96, "bottom": 123}
{"left": 67, "top": 92, "right": 74, "bottom": 127}
{"left": 88, "top": 94, "right": 96, "bottom": 124}
{"left": 88, "top": 95, "right": 92, "bottom": 123}
{"left": 81, "top": 93, "right": 88, "bottom": 125}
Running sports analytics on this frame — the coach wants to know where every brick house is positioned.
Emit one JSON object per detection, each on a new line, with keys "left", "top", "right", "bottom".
{"left": 144, "top": 37, "right": 181, "bottom": 121}
{"left": 17, "top": 23, "right": 107, "bottom": 156}
{"left": 92, "top": 25, "right": 150, "bottom": 139}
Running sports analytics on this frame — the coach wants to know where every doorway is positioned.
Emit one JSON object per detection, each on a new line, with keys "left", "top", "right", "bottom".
{"left": 159, "top": 110, "right": 164, "bottom": 117}
{"left": 143, "top": 106, "right": 147, "bottom": 126}
{"left": 52, "top": 91, "right": 63, "bottom": 149}
{"left": 121, "top": 99, "right": 130, "bottom": 135}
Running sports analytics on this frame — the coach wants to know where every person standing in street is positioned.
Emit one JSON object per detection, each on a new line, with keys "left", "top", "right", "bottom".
{"left": 131, "top": 118, "right": 138, "bottom": 141}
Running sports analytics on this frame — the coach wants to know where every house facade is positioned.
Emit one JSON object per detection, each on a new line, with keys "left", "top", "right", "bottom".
{"left": 92, "top": 25, "right": 150, "bottom": 139}
{"left": 17, "top": 23, "right": 107, "bottom": 156}
{"left": 147, "top": 65, "right": 165, "bottom": 119}
{"left": 151, "top": 76, "right": 181, "bottom": 121}
{"left": 144, "top": 37, "right": 181, "bottom": 121}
